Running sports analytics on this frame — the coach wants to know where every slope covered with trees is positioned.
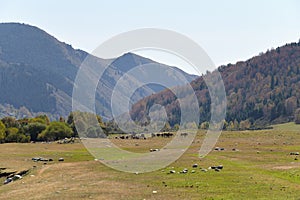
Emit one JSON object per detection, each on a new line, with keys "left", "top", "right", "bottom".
{"left": 130, "top": 41, "right": 300, "bottom": 127}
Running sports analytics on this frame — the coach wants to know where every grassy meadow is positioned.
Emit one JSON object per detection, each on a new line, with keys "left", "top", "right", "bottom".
{"left": 0, "top": 123, "right": 299, "bottom": 199}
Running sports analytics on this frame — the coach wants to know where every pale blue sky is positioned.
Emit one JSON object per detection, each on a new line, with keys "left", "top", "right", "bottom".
{"left": 0, "top": 0, "right": 299, "bottom": 74}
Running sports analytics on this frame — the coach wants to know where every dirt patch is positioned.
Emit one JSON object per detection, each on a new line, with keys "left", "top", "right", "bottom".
{"left": 273, "top": 163, "right": 300, "bottom": 170}
{"left": 273, "top": 165, "right": 300, "bottom": 170}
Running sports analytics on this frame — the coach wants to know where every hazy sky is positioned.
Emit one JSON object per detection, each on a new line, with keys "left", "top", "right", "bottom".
{"left": 1, "top": 0, "right": 299, "bottom": 74}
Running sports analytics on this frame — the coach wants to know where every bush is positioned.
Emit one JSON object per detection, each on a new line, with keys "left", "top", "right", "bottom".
{"left": 0, "top": 121, "right": 6, "bottom": 143}
{"left": 38, "top": 121, "right": 73, "bottom": 141}
{"left": 25, "top": 122, "right": 46, "bottom": 141}
{"left": 5, "top": 127, "right": 30, "bottom": 143}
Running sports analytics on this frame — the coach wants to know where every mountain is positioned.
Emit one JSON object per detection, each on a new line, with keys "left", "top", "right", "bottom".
{"left": 0, "top": 23, "right": 197, "bottom": 119}
{"left": 130, "top": 41, "right": 300, "bottom": 126}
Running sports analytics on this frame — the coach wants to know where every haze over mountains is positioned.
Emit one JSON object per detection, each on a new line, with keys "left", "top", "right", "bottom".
{"left": 0, "top": 23, "right": 197, "bottom": 119}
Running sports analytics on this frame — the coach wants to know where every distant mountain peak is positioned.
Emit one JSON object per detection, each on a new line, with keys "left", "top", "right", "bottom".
{"left": 0, "top": 23, "right": 197, "bottom": 119}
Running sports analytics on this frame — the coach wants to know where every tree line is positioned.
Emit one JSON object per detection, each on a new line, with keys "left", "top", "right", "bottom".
{"left": 1, "top": 109, "right": 299, "bottom": 144}
{"left": 0, "top": 112, "right": 109, "bottom": 143}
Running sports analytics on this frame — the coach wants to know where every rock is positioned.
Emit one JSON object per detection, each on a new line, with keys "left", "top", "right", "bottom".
{"left": 191, "top": 170, "right": 196, "bottom": 173}
{"left": 17, "top": 170, "right": 28, "bottom": 176}
{"left": 290, "top": 152, "right": 299, "bottom": 155}
{"left": 192, "top": 164, "right": 198, "bottom": 168}
{"left": 201, "top": 169, "right": 208, "bottom": 172}
{"left": 152, "top": 191, "right": 158, "bottom": 194}
{"left": 32, "top": 157, "right": 53, "bottom": 162}
{"left": 32, "top": 157, "right": 41, "bottom": 162}
{"left": 0, "top": 169, "right": 17, "bottom": 178}
{"left": 4, "top": 177, "right": 13, "bottom": 185}
{"left": 13, "top": 174, "right": 22, "bottom": 180}
{"left": 40, "top": 158, "right": 49, "bottom": 162}
{"left": 58, "top": 158, "right": 64, "bottom": 162}
{"left": 169, "top": 170, "right": 176, "bottom": 174}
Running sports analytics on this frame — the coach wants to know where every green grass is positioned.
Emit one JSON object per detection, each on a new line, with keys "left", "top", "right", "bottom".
{"left": 272, "top": 122, "right": 300, "bottom": 132}
{"left": 0, "top": 123, "right": 299, "bottom": 199}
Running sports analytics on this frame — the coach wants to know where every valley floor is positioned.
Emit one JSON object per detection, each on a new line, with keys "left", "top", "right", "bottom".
{"left": 0, "top": 123, "right": 300, "bottom": 199}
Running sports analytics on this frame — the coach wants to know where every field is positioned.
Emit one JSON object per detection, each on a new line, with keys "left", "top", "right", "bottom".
{"left": 0, "top": 123, "right": 300, "bottom": 200}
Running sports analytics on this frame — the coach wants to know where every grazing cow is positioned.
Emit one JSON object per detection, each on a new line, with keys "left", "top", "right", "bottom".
{"left": 180, "top": 132, "right": 188, "bottom": 137}
{"left": 119, "top": 136, "right": 125, "bottom": 139}
{"left": 162, "top": 132, "right": 174, "bottom": 138}
{"left": 216, "top": 165, "right": 223, "bottom": 170}
{"left": 209, "top": 165, "right": 223, "bottom": 171}
{"left": 214, "top": 147, "right": 225, "bottom": 151}
{"left": 180, "top": 168, "right": 188, "bottom": 174}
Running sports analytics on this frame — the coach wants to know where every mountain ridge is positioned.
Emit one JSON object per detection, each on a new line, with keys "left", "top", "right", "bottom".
{"left": 0, "top": 23, "right": 197, "bottom": 119}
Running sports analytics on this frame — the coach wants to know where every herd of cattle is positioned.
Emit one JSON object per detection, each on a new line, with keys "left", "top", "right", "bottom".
{"left": 114, "top": 132, "right": 190, "bottom": 140}
{"left": 167, "top": 163, "right": 224, "bottom": 175}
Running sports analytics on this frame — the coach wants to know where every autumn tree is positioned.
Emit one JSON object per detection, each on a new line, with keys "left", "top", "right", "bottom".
{"left": 239, "top": 119, "right": 251, "bottom": 130}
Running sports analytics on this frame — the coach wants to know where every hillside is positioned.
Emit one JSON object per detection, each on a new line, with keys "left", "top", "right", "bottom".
{"left": 0, "top": 23, "right": 197, "bottom": 119}
{"left": 130, "top": 41, "right": 300, "bottom": 126}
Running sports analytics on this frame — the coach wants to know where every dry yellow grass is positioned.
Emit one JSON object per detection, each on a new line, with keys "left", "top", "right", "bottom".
{"left": 0, "top": 125, "right": 300, "bottom": 199}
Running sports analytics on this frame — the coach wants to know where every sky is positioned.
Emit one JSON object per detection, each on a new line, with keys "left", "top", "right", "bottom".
{"left": 0, "top": 0, "right": 299, "bottom": 75}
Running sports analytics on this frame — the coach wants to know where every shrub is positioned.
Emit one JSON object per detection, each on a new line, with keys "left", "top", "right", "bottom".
{"left": 38, "top": 121, "right": 73, "bottom": 141}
